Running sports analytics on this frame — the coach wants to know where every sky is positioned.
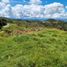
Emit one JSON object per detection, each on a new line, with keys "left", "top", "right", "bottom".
{"left": 0, "top": 0, "right": 67, "bottom": 19}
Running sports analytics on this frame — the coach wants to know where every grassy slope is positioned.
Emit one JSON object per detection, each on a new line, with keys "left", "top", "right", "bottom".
{"left": 0, "top": 28, "right": 67, "bottom": 67}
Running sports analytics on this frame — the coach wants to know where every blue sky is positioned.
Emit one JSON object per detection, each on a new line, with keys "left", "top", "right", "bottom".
{"left": 43, "top": 0, "right": 67, "bottom": 5}
{"left": 10, "top": 0, "right": 67, "bottom": 6}
{"left": 0, "top": 0, "right": 67, "bottom": 19}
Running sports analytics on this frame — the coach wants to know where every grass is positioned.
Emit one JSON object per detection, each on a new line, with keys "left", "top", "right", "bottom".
{"left": 0, "top": 28, "right": 67, "bottom": 67}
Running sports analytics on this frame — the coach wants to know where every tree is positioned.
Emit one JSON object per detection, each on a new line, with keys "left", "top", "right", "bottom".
{"left": 0, "top": 18, "right": 7, "bottom": 29}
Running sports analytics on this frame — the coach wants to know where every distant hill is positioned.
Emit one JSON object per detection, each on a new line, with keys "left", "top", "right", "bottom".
{"left": 0, "top": 17, "right": 67, "bottom": 31}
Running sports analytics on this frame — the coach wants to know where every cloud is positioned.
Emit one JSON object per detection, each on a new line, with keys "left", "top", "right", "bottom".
{"left": 12, "top": 0, "right": 43, "bottom": 18}
{"left": 0, "top": 0, "right": 11, "bottom": 18}
{"left": 43, "top": 2, "right": 66, "bottom": 18}
{"left": 29, "top": 0, "right": 42, "bottom": 4}
{"left": 66, "top": 6, "right": 67, "bottom": 9}
{"left": 2, "top": 0, "right": 10, "bottom": 4}
{"left": 12, "top": 4, "right": 23, "bottom": 18}
{"left": 44, "top": 2, "right": 64, "bottom": 14}
{"left": 0, "top": 0, "right": 67, "bottom": 19}
{"left": 12, "top": 2, "right": 67, "bottom": 19}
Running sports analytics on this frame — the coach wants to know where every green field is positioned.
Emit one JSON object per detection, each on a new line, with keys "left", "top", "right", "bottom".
{"left": 0, "top": 28, "right": 67, "bottom": 67}
{"left": 0, "top": 18, "right": 67, "bottom": 67}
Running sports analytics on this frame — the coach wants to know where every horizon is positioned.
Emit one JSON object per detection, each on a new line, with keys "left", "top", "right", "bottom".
{"left": 0, "top": 17, "right": 67, "bottom": 22}
{"left": 0, "top": 0, "right": 67, "bottom": 20}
